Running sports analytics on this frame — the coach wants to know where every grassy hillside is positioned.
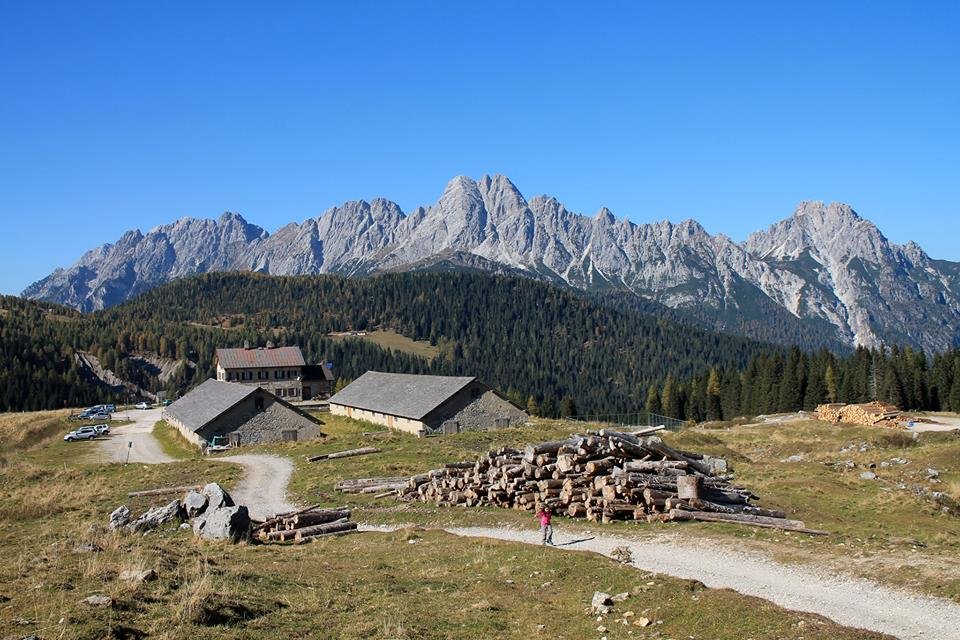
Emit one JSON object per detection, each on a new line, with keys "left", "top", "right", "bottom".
{"left": 0, "top": 409, "right": 899, "bottom": 640}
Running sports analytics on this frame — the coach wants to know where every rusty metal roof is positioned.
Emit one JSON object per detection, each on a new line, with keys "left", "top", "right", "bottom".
{"left": 216, "top": 346, "right": 305, "bottom": 369}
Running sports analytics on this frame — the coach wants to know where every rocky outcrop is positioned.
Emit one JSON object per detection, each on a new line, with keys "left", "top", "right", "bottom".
{"left": 23, "top": 175, "right": 960, "bottom": 353}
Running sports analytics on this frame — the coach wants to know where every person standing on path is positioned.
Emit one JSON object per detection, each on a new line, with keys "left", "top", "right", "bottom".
{"left": 537, "top": 505, "right": 554, "bottom": 545}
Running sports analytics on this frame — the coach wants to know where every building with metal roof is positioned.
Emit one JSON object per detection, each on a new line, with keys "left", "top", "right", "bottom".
{"left": 328, "top": 371, "right": 527, "bottom": 436}
{"left": 214, "top": 344, "right": 334, "bottom": 401}
{"left": 162, "top": 379, "right": 324, "bottom": 449}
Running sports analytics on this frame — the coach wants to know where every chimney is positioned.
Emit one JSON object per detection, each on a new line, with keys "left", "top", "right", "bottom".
{"left": 243, "top": 340, "right": 251, "bottom": 350}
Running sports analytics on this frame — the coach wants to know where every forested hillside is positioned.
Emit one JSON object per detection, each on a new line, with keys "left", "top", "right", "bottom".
{"left": 3, "top": 271, "right": 959, "bottom": 419}
{"left": 2, "top": 272, "right": 769, "bottom": 413}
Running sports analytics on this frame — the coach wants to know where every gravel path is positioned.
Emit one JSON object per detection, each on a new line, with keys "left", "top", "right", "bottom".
{"left": 359, "top": 523, "right": 960, "bottom": 640}
{"left": 211, "top": 454, "right": 299, "bottom": 520}
{"left": 95, "top": 408, "right": 173, "bottom": 464}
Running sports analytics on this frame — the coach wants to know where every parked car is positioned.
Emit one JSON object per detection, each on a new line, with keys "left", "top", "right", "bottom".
{"left": 87, "top": 412, "right": 112, "bottom": 421}
{"left": 161, "top": 399, "right": 173, "bottom": 406}
{"left": 93, "top": 423, "right": 110, "bottom": 435}
{"left": 64, "top": 426, "right": 99, "bottom": 442}
{"left": 135, "top": 402, "right": 151, "bottom": 410}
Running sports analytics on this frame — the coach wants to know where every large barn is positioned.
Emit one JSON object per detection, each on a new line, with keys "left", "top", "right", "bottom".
{"left": 163, "top": 379, "right": 324, "bottom": 449}
{"left": 328, "top": 371, "right": 527, "bottom": 436}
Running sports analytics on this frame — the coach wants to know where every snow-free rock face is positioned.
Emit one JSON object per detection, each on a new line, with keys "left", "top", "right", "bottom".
{"left": 23, "top": 176, "right": 960, "bottom": 353}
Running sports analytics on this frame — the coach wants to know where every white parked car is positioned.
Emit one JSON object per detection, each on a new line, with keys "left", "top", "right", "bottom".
{"left": 135, "top": 402, "right": 151, "bottom": 410}
{"left": 64, "top": 426, "right": 99, "bottom": 442}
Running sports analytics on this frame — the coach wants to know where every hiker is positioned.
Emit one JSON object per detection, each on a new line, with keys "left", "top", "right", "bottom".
{"left": 537, "top": 505, "right": 554, "bottom": 545}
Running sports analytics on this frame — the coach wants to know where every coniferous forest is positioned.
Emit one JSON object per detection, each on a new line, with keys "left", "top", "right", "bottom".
{"left": 2, "top": 271, "right": 959, "bottom": 419}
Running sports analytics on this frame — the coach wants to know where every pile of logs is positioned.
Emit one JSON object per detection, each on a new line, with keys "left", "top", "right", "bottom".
{"left": 335, "top": 477, "right": 408, "bottom": 496}
{"left": 397, "top": 428, "right": 826, "bottom": 535}
{"left": 254, "top": 505, "right": 357, "bottom": 543}
{"left": 816, "top": 402, "right": 904, "bottom": 428}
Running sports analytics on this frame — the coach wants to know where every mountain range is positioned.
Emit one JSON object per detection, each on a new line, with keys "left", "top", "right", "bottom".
{"left": 23, "top": 174, "right": 960, "bottom": 353}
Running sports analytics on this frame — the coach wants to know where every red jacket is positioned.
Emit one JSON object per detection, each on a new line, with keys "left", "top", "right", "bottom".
{"left": 538, "top": 510, "right": 552, "bottom": 526}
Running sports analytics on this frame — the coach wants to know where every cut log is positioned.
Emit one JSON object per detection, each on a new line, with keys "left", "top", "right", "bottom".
{"left": 128, "top": 484, "right": 199, "bottom": 497}
{"left": 293, "top": 520, "right": 358, "bottom": 541}
{"left": 688, "top": 498, "right": 786, "bottom": 519}
{"left": 308, "top": 447, "right": 380, "bottom": 462}
{"left": 676, "top": 475, "right": 701, "bottom": 500}
{"left": 285, "top": 509, "right": 351, "bottom": 527}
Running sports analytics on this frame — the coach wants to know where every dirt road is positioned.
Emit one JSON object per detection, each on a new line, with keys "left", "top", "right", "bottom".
{"left": 360, "top": 523, "right": 960, "bottom": 640}
{"left": 95, "top": 414, "right": 298, "bottom": 519}
{"left": 211, "top": 454, "right": 299, "bottom": 520}
{"left": 96, "top": 408, "right": 173, "bottom": 464}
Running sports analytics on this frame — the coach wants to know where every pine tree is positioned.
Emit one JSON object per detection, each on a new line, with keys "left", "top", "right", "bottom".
{"left": 560, "top": 396, "right": 577, "bottom": 418}
{"left": 706, "top": 368, "right": 722, "bottom": 421}
{"left": 644, "top": 385, "right": 661, "bottom": 414}
{"left": 661, "top": 375, "right": 678, "bottom": 419}
{"left": 949, "top": 361, "right": 960, "bottom": 411}
{"left": 825, "top": 364, "right": 838, "bottom": 403}
{"left": 526, "top": 395, "right": 540, "bottom": 416}
{"left": 803, "top": 365, "right": 827, "bottom": 409}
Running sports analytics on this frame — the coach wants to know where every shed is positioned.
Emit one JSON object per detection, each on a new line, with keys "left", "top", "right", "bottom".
{"left": 328, "top": 371, "right": 527, "bottom": 435}
{"left": 162, "top": 379, "right": 324, "bottom": 448}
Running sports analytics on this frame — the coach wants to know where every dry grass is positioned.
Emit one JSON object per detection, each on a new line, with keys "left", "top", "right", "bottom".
{"left": 0, "top": 409, "right": 73, "bottom": 453}
{"left": 0, "top": 410, "right": 898, "bottom": 639}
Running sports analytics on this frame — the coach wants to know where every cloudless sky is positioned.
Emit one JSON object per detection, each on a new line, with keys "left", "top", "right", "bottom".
{"left": 1, "top": 1, "right": 958, "bottom": 294}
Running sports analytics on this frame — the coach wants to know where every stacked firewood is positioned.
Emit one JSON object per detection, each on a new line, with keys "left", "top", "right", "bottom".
{"left": 816, "top": 401, "right": 904, "bottom": 427}
{"left": 254, "top": 506, "right": 357, "bottom": 543}
{"left": 397, "top": 428, "right": 825, "bottom": 534}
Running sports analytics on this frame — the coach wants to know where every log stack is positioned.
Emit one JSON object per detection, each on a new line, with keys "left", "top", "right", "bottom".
{"left": 254, "top": 506, "right": 357, "bottom": 543}
{"left": 816, "top": 402, "right": 904, "bottom": 428}
{"left": 335, "top": 477, "right": 409, "bottom": 494}
{"left": 397, "top": 429, "right": 823, "bottom": 534}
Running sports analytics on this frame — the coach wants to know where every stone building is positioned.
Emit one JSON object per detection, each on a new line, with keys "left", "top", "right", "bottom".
{"left": 214, "top": 344, "right": 334, "bottom": 401}
{"left": 328, "top": 371, "right": 527, "bottom": 436}
{"left": 163, "top": 379, "right": 324, "bottom": 448}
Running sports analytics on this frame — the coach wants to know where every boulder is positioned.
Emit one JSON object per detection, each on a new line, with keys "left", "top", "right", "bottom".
{"left": 201, "top": 483, "right": 234, "bottom": 510}
{"left": 183, "top": 490, "right": 208, "bottom": 518}
{"left": 590, "top": 591, "right": 613, "bottom": 615}
{"left": 192, "top": 514, "right": 207, "bottom": 537}
{"left": 860, "top": 471, "right": 877, "bottom": 481}
{"left": 82, "top": 594, "right": 112, "bottom": 607}
{"left": 197, "top": 506, "right": 250, "bottom": 542}
{"left": 118, "top": 569, "right": 157, "bottom": 583}
{"left": 703, "top": 455, "right": 728, "bottom": 474}
{"left": 125, "top": 500, "right": 183, "bottom": 533}
{"left": 108, "top": 505, "right": 131, "bottom": 530}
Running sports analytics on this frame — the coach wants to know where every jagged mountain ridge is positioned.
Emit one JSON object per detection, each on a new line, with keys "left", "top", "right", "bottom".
{"left": 23, "top": 174, "right": 960, "bottom": 353}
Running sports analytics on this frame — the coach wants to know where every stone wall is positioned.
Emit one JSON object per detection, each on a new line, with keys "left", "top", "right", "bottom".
{"left": 194, "top": 392, "right": 323, "bottom": 446}
{"left": 424, "top": 383, "right": 528, "bottom": 431}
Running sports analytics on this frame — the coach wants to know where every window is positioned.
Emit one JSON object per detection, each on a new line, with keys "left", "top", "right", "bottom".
{"left": 288, "top": 387, "right": 297, "bottom": 396}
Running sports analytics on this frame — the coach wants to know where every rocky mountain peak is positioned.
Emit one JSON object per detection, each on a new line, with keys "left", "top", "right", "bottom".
{"left": 21, "top": 174, "right": 960, "bottom": 353}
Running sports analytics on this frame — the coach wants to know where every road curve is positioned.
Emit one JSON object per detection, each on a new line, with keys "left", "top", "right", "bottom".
{"left": 211, "top": 453, "right": 299, "bottom": 520}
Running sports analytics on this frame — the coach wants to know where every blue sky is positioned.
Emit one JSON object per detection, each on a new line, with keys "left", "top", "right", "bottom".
{"left": 1, "top": 2, "right": 958, "bottom": 294}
